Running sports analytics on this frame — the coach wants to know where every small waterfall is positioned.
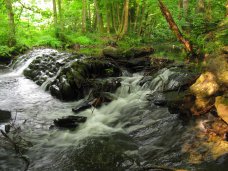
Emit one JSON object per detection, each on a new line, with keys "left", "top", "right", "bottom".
{"left": 0, "top": 49, "right": 58, "bottom": 78}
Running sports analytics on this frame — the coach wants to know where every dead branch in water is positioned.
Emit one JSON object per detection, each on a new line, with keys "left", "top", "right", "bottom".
{"left": 1, "top": 130, "right": 30, "bottom": 171}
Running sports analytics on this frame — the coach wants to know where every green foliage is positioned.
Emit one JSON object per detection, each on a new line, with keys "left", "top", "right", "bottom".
{"left": 0, "top": 46, "right": 11, "bottom": 58}
{"left": 69, "top": 35, "right": 93, "bottom": 45}
{"left": 0, "top": 0, "right": 227, "bottom": 61}
{"left": 35, "top": 35, "right": 62, "bottom": 48}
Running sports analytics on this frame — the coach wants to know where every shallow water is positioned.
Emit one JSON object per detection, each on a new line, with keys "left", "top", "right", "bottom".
{"left": 0, "top": 49, "right": 227, "bottom": 171}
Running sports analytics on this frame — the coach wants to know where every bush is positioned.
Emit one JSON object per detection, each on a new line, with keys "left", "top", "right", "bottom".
{"left": 0, "top": 46, "right": 11, "bottom": 58}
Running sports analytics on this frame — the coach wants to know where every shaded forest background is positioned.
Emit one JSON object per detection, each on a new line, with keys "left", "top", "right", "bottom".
{"left": 0, "top": 0, "right": 227, "bottom": 60}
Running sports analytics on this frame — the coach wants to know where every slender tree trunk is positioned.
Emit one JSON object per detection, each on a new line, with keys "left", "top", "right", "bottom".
{"left": 138, "top": 0, "right": 146, "bottom": 35}
{"left": 4, "top": 0, "right": 16, "bottom": 46}
{"left": 94, "top": 0, "right": 103, "bottom": 32}
{"left": 111, "top": 2, "right": 118, "bottom": 33}
{"left": 82, "top": 0, "right": 87, "bottom": 32}
{"left": 57, "top": 0, "right": 62, "bottom": 22}
{"left": 57, "top": 0, "right": 64, "bottom": 36}
{"left": 197, "top": 0, "right": 205, "bottom": 13}
{"left": 106, "top": 5, "right": 111, "bottom": 33}
{"left": 134, "top": 2, "right": 140, "bottom": 32}
{"left": 158, "top": 0, "right": 194, "bottom": 56}
{"left": 178, "top": 0, "right": 183, "bottom": 19}
{"left": 88, "top": 2, "right": 91, "bottom": 30}
{"left": 120, "top": 0, "right": 129, "bottom": 37}
{"left": 93, "top": 5, "right": 97, "bottom": 30}
{"left": 52, "top": 0, "right": 58, "bottom": 33}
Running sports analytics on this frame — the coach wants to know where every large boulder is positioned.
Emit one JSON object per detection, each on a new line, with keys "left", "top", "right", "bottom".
{"left": 190, "top": 72, "right": 219, "bottom": 98}
{"left": 49, "top": 58, "right": 121, "bottom": 100}
{"left": 24, "top": 52, "right": 122, "bottom": 101}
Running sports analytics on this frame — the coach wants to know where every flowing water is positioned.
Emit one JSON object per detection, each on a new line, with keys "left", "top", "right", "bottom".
{"left": 0, "top": 49, "right": 227, "bottom": 171}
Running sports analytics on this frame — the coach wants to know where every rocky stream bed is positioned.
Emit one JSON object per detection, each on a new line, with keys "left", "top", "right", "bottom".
{"left": 0, "top": 48, "right": 227, "bottom": 171}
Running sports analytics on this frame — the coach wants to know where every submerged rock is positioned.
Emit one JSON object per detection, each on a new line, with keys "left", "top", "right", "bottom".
{"left": 0, "top": 110, "right": 11, "bottom": 122}
{"left": 53, "top": 115, "right": 87, "bottom": 129}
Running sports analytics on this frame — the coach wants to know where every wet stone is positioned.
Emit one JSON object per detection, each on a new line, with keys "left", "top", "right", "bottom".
{"left": 0, "top": 110, "right": 11, "bottom": 122}
{"left": 54, "top": 115, "right": 87, "bottom": 129}
{"left": 72, "top": 101, "right": 91, "bottom": 114}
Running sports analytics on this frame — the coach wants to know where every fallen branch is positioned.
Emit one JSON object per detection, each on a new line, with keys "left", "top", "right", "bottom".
{"left": 1, "top": 130, "right": 30, "bottom": 171}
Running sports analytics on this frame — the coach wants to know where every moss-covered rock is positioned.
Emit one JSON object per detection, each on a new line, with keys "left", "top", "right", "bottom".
{"left": 124, "top": 47, "right": 154, "bottom": 58}
{"left": 102, "top": 46, "right": 123, "bottom": 59}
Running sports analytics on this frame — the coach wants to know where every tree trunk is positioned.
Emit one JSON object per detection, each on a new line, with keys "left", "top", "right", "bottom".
{"left": 106, "top": 4, "right": 111, "bottom": 33}
{"left": 178, "top": 0, "right": 183, "bottom": 19}
{"left": 52, "top": 0, "right": 58, "bottom": 31}
{"left": 134, "top": 2, "right": 140, "bottom": 32}
{"left": 138, "top": 0, "right": 146, "bottom": 35}
{"left": 88, "top": 2, "right": 91, "bottom": 30}
{"left": 94, "top": 0, "right": 103, "bottom": 32}
{"left": 82, "top": 0, "right": 87, "bottom": 32}
{"left": 4, "top": 0, "right": 16, "bottom": 46}
{"left": 120, "top": 0, "right": 129, "bottom": 37}
{"left": 111, "top": 2, "right": 118, "bottom": 33}
{"left": 196, "top": 0, "right": 205, "bottom": 13}
{"left": 158, "top": 0, "right": 194, "bottom": 56}
{"left": 57, "top": 0, "right": 64, "bottom": 34}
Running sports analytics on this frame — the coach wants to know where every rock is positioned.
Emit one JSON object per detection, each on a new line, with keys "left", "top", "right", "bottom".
{"left": 141, "top": 66, "right": 199, "bottom": 92}
{"left": 54, "top": 115, "right": 87, "bottom": 129}
{"left": 190, "top": 72, "right": 219, "bottom": 97}
{"left": 124, "top": 47, "right": 154, "bottom": 58}
{"left": 103, "top": 46, "right": 155, "bottom": 72}
{"left": 126, "top": 57, "right": 150, "bottom": 72}
{"left": 215, "top": 96, "right": 228, "bottom": 124}
{"left": 72, "top": 101, "right": 91, "bottom": 113}
{"left": 0, "top": 64, "right": 9, "bottom": 70}
{"left": 0, "top": 110, "right": 11, "bottom": 122}
{"left": 167, "top": 93, "right": 195, "bottom": 117}
{"left": 24, "top": 51, "right": 122, "bottom": 101}
{"left": 147, "top": 57, "right": 174, "bottom": 74}
{"left": 102, "top": 46, "right": 122, "bottom": 59}
{"left": 151, "top": 92, "right": 167, "bottom": 106}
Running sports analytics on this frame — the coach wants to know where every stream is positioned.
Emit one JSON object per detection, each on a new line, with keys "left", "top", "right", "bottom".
{"left": 0, "top": 49, "right": 227, "bottom": 171}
